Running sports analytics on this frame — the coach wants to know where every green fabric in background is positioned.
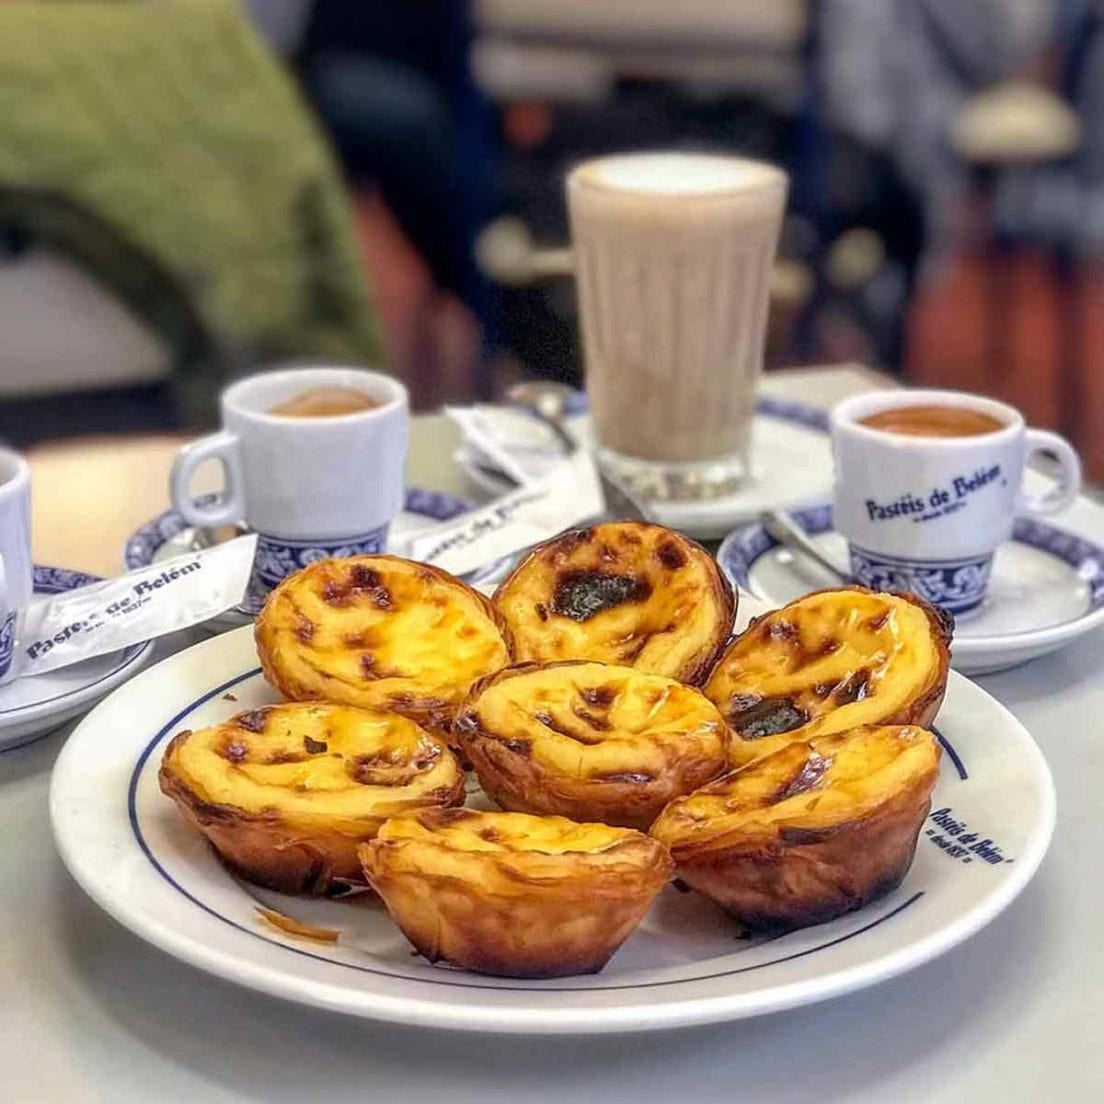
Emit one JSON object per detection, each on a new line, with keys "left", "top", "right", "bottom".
{"left": 0, "top": 0, "right": 387, "bottom": 424}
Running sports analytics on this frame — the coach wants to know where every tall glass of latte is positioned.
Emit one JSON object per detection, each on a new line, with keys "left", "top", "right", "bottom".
{"left": 567, "top": 152, "right": 788, "bottom": 500}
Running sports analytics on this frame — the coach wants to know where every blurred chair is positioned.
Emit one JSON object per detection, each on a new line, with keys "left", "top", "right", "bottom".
{"left": 949, "top": 80, "right": 1081, "bottom": 428}
{"left": 0, "top": 0, "right": 383, "bottom": 440}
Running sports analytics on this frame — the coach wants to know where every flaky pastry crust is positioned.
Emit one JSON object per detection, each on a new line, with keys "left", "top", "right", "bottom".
{"left": 359, "top": 808, "right": 673, "bottom": 977}
{"left": 650, "top": 724, "right": 940, "bottom": 930}
{"left": 159, "top": 702, "right": 465, "bottom": 894}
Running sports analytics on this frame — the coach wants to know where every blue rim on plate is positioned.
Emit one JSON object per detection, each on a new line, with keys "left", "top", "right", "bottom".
{"left": 124, "top": 487, "right": 477, "bottom": 572}
{"left": 0, "top": 566, "right": 153, "bottom": 721}
{"left": 717, "top": 504, "right": 1104, "bottom": 619}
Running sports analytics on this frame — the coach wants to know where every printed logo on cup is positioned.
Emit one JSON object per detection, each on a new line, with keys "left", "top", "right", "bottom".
{"left": 831, "top": 390, "right": 1082, "bottom": 614}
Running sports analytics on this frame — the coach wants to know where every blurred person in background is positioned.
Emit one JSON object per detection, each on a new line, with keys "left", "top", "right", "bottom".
{"left": 248, "top": 0, "right": 497, "bottom": 401}
{"left": 820, "top": 0, "right": 1056, "bottom": 253}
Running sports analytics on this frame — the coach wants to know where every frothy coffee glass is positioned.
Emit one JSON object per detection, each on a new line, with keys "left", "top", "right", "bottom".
{"left": 567, "top": 152, "right": 788, "bottom": 501}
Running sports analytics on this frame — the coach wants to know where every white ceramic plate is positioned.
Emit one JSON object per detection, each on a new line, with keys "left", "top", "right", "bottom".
{"left": 0, "top": 566, "right": 153, "bottom": 752}
{"left": 457, "top": 397, "right": 834, "bottom": 540}
{"left": 51, "top": 602, "right": 1054, "bottom": 1034}
{"left": 719, "top": 505, "right": 1104, "bottom": 675}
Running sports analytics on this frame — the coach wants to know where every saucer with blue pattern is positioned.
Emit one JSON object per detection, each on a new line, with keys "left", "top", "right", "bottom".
{"left": 718, "top": 504, "right": 1104, "bottom": 675}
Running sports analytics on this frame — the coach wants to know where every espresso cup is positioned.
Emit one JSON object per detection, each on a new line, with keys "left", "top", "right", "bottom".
{"left": 0, "top": 447, "right": 34, "bottom": 682}
{"left": 171, "top": 365, "right": 408, "bottom": 609}
{"left": 831, "top": 389, "right": 1082, "bottom": 614}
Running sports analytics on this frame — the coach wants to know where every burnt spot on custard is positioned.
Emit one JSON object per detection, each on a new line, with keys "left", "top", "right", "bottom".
{"left": 866, "top": 611, "right": 890, "bottom": 632}
{"left": 833, "top": 668, "right": 872, "bottom": 705}
{"left": 534, "top": 602, "right": 548, "bottom": 622}
{"left": 763, "top": 619, "right": 799, "bottom": 644}
{"left": 618, "top": 637, "right": 649, "bottom": 664}
{"left": 222, "top": 740, "right": 248, "bottom": 763}
{"left": 346, "top": 744, "right": 435, "bottom": 787}
{"left": 237, "top": 709, "right": 270, "bottom": 733}
{"left": 478, "top": 827, "right": 502, "bottom": 842}
{"left": 295, "top": 617, "right": 315, "bottom": 643}
{"left": 359, "top": 654, "right": 379, "bottom": 680}
{"left": 534, "top": 710, "right": 604, "bottom": 745}
{"left": 322, "top": 565, "right": 392, "bottom": 610}
{"left": 726, "top": 694, "right": 809, "bottom": 739}
{"left": 656, "top": 540, "right": 686, "bottom": 570}
{"left": 581, "top": 684, "right": 617, "bottom": 709}
{"left": 572, "top": 705, "right": 612, "bottom": 731}
{"left": 549, "top": 570, "right": 652, "bottom": 622}
{"left": 303, "top": 736, "right": 328, "bottom": 754}
{"left": 501, "top": 737, "right": 532, "bottom": 756}
{"left": 775, "top": 753, "right": 832, "bottom": 801}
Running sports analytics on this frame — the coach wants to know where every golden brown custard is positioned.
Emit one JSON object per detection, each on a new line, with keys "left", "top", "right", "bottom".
{"left": 859, "top": 405, "right": 1005, "bottom": 437}
{"left": 360, "top": 808, "right": 673, "bottom": 977}
{"left": 704, "top": 588, "right": 951, "bottom": 764}
{"left": 493, "top": 521, "right": 734, "bottom": 684}
{"left": 255, "top": 556, "right": 511, "bottom": 735}
{"left": 159, "top": 702, "right": 464, "bottom": 893}
{"left": 456, "top": 661, "right": 729, "bottom": 828}
{"left": 650, "top": 725, "right": 940, "bottom": 930}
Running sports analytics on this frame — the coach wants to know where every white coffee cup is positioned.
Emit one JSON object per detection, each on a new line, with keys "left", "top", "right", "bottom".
{"left": 171, "top": 365, "right": 409, "bottom": 608}
{"left": 0, "top": 447, "right": 34, "bottom": 681}
{"left": 831, "top": 389, "right": 1082, "bottom": 614}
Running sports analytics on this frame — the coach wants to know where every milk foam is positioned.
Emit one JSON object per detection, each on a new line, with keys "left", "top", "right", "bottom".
{"left": 577, "top": 153, "right": 784, "bottom": 196}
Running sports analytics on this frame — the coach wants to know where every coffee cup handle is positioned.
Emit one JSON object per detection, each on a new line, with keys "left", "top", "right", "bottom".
{"left": 1020, "top": 428, "right": 1082, "bottom": 516}
{"left": 170, "top": 431, "right": 246, "bottom": 528}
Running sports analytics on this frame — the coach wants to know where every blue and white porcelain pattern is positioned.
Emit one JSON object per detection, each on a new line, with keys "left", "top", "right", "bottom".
{"left": 848, "top": 547, "right": 993, "bottom": 615}
{"left": 0, "top": 611, "right": 15, "bottom": 680}
{"left": 0, "top": 565, "right": 154, "bottom": 751}
{"left": 125, "top": 488, "right": 473, "bottom": 574}
{"left": 718, "top": 504, "right": 1104, "bottom": 674}
{"left": 242, "top": 527, "right": 390, "bottom": 615}
{"left": 125, "top": 487, "right": 497, "bottom": 632}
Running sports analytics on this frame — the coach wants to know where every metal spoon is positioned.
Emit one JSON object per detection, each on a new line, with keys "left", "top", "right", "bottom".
{"left": 759, "top": 510, "right": 849, "bottom": 581}
{"left": 505, "top": 381, "right": 649, "bottom": 521}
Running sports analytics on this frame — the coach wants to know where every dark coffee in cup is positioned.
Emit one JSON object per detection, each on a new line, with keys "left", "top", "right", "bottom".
{"left": 859, "top": 405, "right": 1005, "bottom": 438}
{"left": 269, "top": 387, "right": 381, "bottom": 418}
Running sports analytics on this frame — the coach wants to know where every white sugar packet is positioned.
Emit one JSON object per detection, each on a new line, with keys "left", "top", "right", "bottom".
{"left": 446, "top": 404, "right": 568, "bottom": 485}
{"left": 409, "top": 450, "right": 604, "bottom": 576}
{"left": 7, "top": 534, "right": 257, "bottom": 682}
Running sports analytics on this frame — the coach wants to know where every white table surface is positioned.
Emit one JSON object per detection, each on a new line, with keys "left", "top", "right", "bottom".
{"left": 3, "top": 366, "right": 1101, "bottom": 1102}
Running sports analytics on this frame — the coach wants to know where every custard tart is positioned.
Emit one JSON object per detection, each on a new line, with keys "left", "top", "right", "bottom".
{"left": 455, "top": 661, "right": 729, "bottom": 829}
{"left": 493, "top": 521, "right": 734, "bottom": 684}
{"left": 650, "top": 724, "right": 941, "bottom": 930}
{"left": 255, "top": 555, "right": 511, "bottom": 735}
{"left": 159, "top": 702, "right": 465, "bottom": 894}
{"left": 360, "top": 808, "right": 673, "bottom": 977}
{"left": 704, "top": 587, "right": 951, "bottom": 765}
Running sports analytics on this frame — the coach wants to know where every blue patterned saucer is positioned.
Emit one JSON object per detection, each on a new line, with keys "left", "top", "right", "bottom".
{"left": 718, "top": 504, "right": 1104, "bottom": 675}
{"left": 125, "top": 488, "right": 497, "bottom": 634}
{"left": 0, "top": 566, "right": 154, "bottom": 751}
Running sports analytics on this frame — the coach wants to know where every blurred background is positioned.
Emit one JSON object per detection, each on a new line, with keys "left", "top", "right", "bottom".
{"left": 2, "top": 0, "right": 1104, "bottom": 479}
